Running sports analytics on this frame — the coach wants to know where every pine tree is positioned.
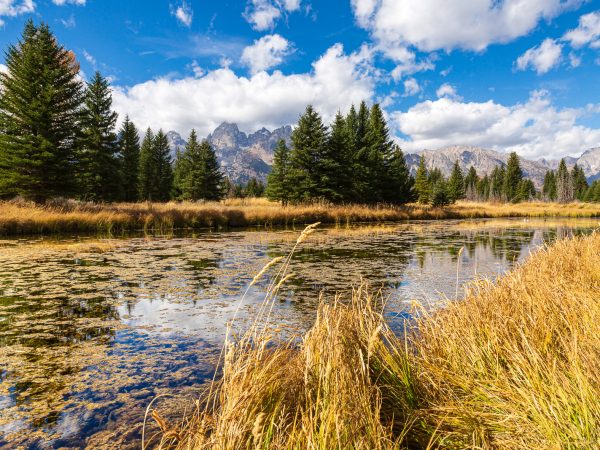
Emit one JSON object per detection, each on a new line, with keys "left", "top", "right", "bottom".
{"left": 490, "top": 166, "right": 505, "bottom": 201}
{"left": 414, "top": 155, "right": 431, "bottom": 204}
{"left": 118, "top": 116, "right": 140, "bottom": 202}
{"left": 477, "top": 175, "right": 491, "bottom": 201}
{"left": 464, "top": 166, "right": 479, "bottom": 201}
{"left": 542, "top": 170, "right": 557, "bottom": 201}
{"left": 556, "top": 159, "right": 573, "bottom": 203}
{"left": 0, "top": 20, "right": 83, "bottom": 200}
{"left": 571, "top": 164, "right": 588, "bottom": 200}
{"left": 516, "top": 179, "right": 536, "bottom": 201}
{"left": 138, "top": 128, "right": 155, "bottom": 201}
{"left": 152, "top": 130, "right": 174, "bottom": 201}
{"left": 352, "top": 101, "right": 371, "bottom": 202}
{"left": 503, "top": 152, "right": 523, "bottom": 202}
{"left": 78, "top": 71, "right": 120, "bottom": 201}
{"left": 288, "top": 105, "right": 329, "bottom": 202}
{"left": 244, "top": 178, "right": 265, "bottom": 197}
{"left": 363, "top": 103, "right": 392, "bottom": 202}
{"left": 324, "top": 112, "right": 352, "bottom": 202}
{"left": 173, "top": 130, "right": 222, "bottom": 201}
{"left": 266, "top": 139, "right": 292, "bottom": 205}
{"left": 447, "top": 160, "right": 465, "bottom": 203}
{"left": 343, "top": 104, "right": 360, "bottom": 201}
{"left": 431, "top": 179, "right": 450, "bottom": 207}
{"left": 384, "top": 144, "right": 413, "bottom": 204}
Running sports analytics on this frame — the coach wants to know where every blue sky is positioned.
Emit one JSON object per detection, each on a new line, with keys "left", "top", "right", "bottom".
{"left": 1, "top": 0, "right": 599, "bottom": 159}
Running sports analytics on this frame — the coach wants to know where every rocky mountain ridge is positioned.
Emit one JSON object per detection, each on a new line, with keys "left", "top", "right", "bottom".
{"left": 167, "top": 124, "right": 600, "bottom": 186}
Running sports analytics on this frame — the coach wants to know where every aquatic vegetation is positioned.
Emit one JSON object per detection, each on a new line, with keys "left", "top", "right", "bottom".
{"left": 2, "top": 197, "right": 600, "bottom": 235}
{"left": 150, "top": 231, "right": 600, "bottom": 449}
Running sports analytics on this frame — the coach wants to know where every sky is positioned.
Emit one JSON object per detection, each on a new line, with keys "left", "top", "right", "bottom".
{"left": 1, "top": 0, "right": 600, "bottom": 160}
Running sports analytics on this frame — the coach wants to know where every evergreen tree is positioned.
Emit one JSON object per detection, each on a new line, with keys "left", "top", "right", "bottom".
{"left": 447, "top": 160, "right": 465, "bottom": 202}
{"left": 0, "top": 20, "right": 83, "bottom": 200}
{"left": 516, "top": 179, "right": 536, "bottom": 202}
{"left": 173, "top": 130, "right": 222, "bottom": 201}
{"left": 78, "top": 71, "right": 120, "bottom": 201}
{"left": 571, "top": 164, "right": 588, "bottom": 200}
{"left": 542, "top": 170, "right": 557, "bottom": 201}
{"left": 384, "top": 144, "right": 413, "bottom": 203}
{"left": 138, "top": 128, "right": 155, "bottom": 201}
{"left": 266, "top": 139, "right": 292, "bottom": 205}
{"left": 324, "top": 112, "right": 352, "bottom": 202}
{"left": 152, "top": 130, "right": 174, "bottom": 201}
{"left": 119, "top": 116, "right": 140, "bottom": 202}
{"left": 414, "top": 155, "right": 431, "bottom": 204}
{"left": 503, "top": 152, "right": 523, "bottom": 202}
{"left": 477, "top": 175, "right": 491, "bottom": 201}
{"left": 464, "top": 166, "right": 479, "bottom": 201}
{"left": 490, "top": 166, "right": 505, "bottom": 201}
{"left": 352, "top": 101, "right": 371, "bottom": 202}
{"left": 428, "top": 167, "right": 444, "bottom": 187}
{"left": 556, "top": 159, "right": 573, "bottom": 203}
{"left": 288, "top": 105, "right": 329, "bottom": 202}
{"left": 244, "top": 178, "right": 265, "bottom": 197}
{"left": 431, "top": 179, "right": 450, "bottom": 207}
{"left": 363, "top": 103, "right": 392, "bottom": 202}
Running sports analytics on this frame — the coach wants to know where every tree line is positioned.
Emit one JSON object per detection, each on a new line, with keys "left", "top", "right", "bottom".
{"left": 0, "top": 20, "right": 224, "bottom": 203}
{"left": 1, "top": 21, "right": 598, "bottom": 206}
{"left": 266, "top": 103, "right": 413, "bottom": 205}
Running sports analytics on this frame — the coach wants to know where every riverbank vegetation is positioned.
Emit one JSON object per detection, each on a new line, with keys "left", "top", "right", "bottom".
{"left": 149, "top": 230, "right": 600, "bottom": 449}
{"left": 2, "top": 198, "right": 600, "bottom": 235}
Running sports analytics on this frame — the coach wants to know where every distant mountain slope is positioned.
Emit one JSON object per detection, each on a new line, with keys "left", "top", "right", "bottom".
{"left": 166, "top": 123, "right": 292, "bottom": 184}
{"left": 167, "top": 123, "right": 600, "bottom": 186}
{"left": 405, "top": 146, "right": 550, "bottom": 188}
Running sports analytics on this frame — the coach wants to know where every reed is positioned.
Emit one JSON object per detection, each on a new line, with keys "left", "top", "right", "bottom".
{"left": 147, "top": 228, "right": 600, "bottom": 449}
{"left": 1, "top": 197, "right": 600, "bottom": 235}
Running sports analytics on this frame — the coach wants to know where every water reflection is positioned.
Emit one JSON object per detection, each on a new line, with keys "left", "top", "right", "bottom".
{"left": 0, "top": 218, "right": 597, "bottom": 448}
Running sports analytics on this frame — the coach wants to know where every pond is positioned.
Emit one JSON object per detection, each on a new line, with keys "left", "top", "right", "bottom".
{"left": 0, "top": 218, "right": 598, "bottom": 449}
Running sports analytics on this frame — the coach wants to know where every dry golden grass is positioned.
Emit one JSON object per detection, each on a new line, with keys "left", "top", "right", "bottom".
{"left": 1, "top": 197, "right": 600, "bottom": 235}
{"left": 147, "top": 228, "right": 600, "bottom": 449}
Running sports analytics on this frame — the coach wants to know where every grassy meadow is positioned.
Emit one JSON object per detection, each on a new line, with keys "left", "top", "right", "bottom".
{"left": 146, "top": 229, "right": 600, "bottom": 450}
{"left": 1, "top": 197, "right": 600, "bottom": 235}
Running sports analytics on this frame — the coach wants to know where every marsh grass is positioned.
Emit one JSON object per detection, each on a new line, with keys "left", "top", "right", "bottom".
{"left": 2, "top": 197, "right": 600, "bottom": 235}
{"left": 146, "top": 225, "right": 600, "bottom": 449}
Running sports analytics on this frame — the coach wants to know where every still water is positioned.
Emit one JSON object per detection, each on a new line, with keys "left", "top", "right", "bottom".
{"left": 0, "top": 218, "right": 598, "bottom": 449}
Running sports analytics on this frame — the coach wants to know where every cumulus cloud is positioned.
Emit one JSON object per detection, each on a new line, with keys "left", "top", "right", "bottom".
{"left": 516, "top": 38, "right": 563, "bottom": 74}
{"left": 0, "top": 0, "right": 34, "bottom": 26}
{"left": 391, "top": 90, "right": 600, "bottom": 159}
{"left": 403, "top": 78, "right": 421, "bottom": 96}
{"left": 0, "top": 64, "right": 7, "bottom": 73}
{"left": 435, "top": 83, "right": 462, "bottom": 100}
{"left": 243, "top": 0, "right": 303, "bottom": 31}
{"left": 171, "top": 1, "right": 193, "bottom": 27}
{"left": 241, "top": 34, "right": 293, "bottom": 74}
{"left": 113, "top": 43, "right": 374, "bottom": 138}
{"left": 351, "top": 0, "right": 583, "bottom": 56}
{"left": 563, "top": 11, "right": 600, "bottom": 49}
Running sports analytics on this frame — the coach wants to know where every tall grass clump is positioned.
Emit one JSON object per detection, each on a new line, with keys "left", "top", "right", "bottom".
{"left": 150, "top": 231, "right": 599, "bottom": 449}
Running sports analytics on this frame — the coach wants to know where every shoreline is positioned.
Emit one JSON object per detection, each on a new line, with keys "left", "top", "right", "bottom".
{"left": 1, "top": 198, "right": 600, "bottom": 236}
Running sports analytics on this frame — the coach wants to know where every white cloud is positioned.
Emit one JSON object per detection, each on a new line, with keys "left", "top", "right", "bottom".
{"left": 241, "top": 34, "right": 293, "bottom": 74}
{"left": 563, "top": 11, "right": 600, "bottom": 49}
{"left": 403, "top": 78, "right": 420, "bottom": 96}
{"left": 0, "top": 63, "right": 7, "bottom": 73}
{"left": 82, "top": 49, "right": 96, "bottom": 67}
{"left": 172, "top": 1, "right": 193, "bottom": 27}
{"left": 516, "top": 38, "right": 563, "bottom": 74}
{"left": 391, "top": 90, "right": 600, "bottom": 159}
{"left": 52, "top": 0, "right": 86, "bottom": 4}
{"left": 112, "top": 43, "right": 374, "bottom": 138}
{"left": 352, "top": 0, "right": 583, "bottom": 56}
{"left": 60, "top": 14, "right": 76, "bottom": 28}
{"left": 0, "top": 0, "right": 34, "bottom": 26}
{"left": 435, "top": 83, "right": 462, "bottom": 100}
{"left": 243, "top": 0, "right": 303, "bottom": 31}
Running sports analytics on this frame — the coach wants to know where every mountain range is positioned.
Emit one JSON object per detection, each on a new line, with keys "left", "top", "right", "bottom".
{"left": 166, "top": 124, "right": 600, "bottom": 187}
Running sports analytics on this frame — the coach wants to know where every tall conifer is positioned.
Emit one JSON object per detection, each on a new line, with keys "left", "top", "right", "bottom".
{"left": 447, "top": 160, "right": 465, "bottom": 202}
{"left": 0, "top": 20, "right": 83, "bottom": 200}
{"left": 414, "top": 155, "right": 431, "bottom": 204}
{"left": 266, "top": 139, "right": 292, "bottom": 205}
{"left": 119, "top": 116, "right": 140, "bottom": 202}
{"left": 503, "top": 152, "right": 523, "bottom": 202}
